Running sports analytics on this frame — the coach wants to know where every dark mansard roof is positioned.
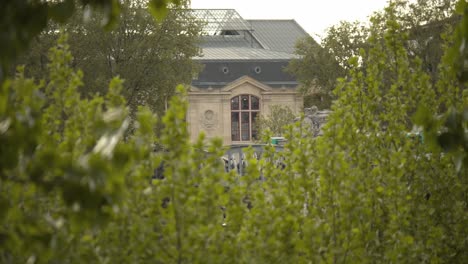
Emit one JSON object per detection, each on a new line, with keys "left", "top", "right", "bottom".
{"left": 189, "top": 9, "right": 313, "bottom": 87}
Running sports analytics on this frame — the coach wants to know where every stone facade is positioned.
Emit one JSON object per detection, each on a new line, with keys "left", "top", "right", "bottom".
{"left": 188, "top": 76, "right": 302, "bottom": 145}
{"left": 188, "top": 10, "right": 312, "bottom": 145}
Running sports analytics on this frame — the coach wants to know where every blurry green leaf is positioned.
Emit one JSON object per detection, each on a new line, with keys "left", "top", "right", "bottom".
{"left": 438, "top": 132, "right": 458, "bottom": 151}
{"left": 403, "top": 235, "right": 414, "bottom": 245}
{"left": 413, "top": 105, "right": 432, "bottom": 127}
{"left": 1, "top": 1, "right": 467, "bottom": 263}
{"left": 148, "top": 0, "right": 168, "bottom": 20}
{"left": 48, "top": 0, "right": 75, "bottom": 23}
{"left": 102, "top": 0, "right": 121, "bottom": 30}
{"left": 0, "top": 196, "right": 9, "bottom": 220}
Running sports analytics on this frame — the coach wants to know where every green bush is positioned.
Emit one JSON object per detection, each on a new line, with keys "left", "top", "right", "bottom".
{"left": 1, "top": 2, "right": 467, "bottom": 263}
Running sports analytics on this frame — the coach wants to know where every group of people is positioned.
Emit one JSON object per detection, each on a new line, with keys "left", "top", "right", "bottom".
{"left": 222, "top": 154, "right": 249, "bottom": 174}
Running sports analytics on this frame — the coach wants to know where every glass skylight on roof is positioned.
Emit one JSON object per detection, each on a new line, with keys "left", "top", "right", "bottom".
{"left": 190, "top": 9, "right": 252, "bottom": 36}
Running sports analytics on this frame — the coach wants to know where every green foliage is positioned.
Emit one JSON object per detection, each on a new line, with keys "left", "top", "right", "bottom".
{"left": 16, "top": 0, "right": 201, "bottom": 119}
{"left": 256, "top": 105, "right": 296, "bottom": 139}
{"left": 446, "top": 0, "right": 468, "bottom": 82}
{"left": 302, "top": 92, "right": 334, "bottom": 110}
{"left": 307, "top": 6, "right": 467, "bottom": 260}
{"left": 0, "top": 0, "right": 183, "bottom": 82}
{"left": 287, "top": 20, "right": 369, "bottom": 109}
{"left": 322, "top": 20, "right": 370, "bottom": 71}
{"left": 288, "top": 0, "right": 458, "bottom": 109}
{"left": 1, "top": 1, "right": 467, "bottom": 263}
{"left": 414, "top": 0, "right": 468, "bottom": 172}
{"left": 287, "top": 37, "right": 345, "bottom": 96}
{"left": 1, "top": 35, "right": 140, "bottom": 262}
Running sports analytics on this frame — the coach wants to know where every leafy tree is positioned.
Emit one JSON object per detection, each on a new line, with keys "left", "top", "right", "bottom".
{"left": 1, "top": 0, "right": 467, "bottom": 263}
{"left": 287, "top": 20, "right": 369, "bottom": 109}
{"left": 322, "top": 20, "right": 370, "bottom": 71}
{"left": 0, "top": 0, "right": 183, "bottom": 82}
{"left": 15, "top": 0, "right": 201, "bottom": 117}
{"left": 372, "top": 0, "right": 459, "bottom": 84}
{"left": 286, "top": 37, "right": 344, "bottom": 109}
{"left": 281, "top": 1, "right": 466, "bottom": 261}
{"left": 415, "top": 0, "right": 468, "bottom": 171}
{"left": 1, "top": 35, "right": 139, "bottom": 262}
{"left": 288, "top": 0, "right": 459, "bottom": 109}
{"left": 255, "top": 105, "right": 296, "bottom": 140}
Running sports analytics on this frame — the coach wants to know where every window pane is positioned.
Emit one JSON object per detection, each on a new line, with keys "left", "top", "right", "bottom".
{"left": 251, "top": 112, "right": 258, "bottom": 140}
{"left": 251, "top": 96, "right": 259, "bottom": 110}
{"left": 231, "top": 112, "right": 240, "bottom": 141}
{"left": 231, "top": 96, "right": 239, "bottom": 110}
{"left": 241, "top": 95, "right": 249, "bottom": 110}
{"left": 241, "top": 112, "right": 250, "bottom": 141}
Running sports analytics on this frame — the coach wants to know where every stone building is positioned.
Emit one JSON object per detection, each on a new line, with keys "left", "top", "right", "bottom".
{"left": 188, "top": 9, "right": 310, "bottom": 145}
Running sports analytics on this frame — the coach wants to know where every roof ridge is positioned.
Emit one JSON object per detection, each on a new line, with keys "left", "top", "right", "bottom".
{"left": 201, "top": 46, "right": 295, "bottom": 55}
{"left": 246, "top": 19, "right": 310, "bottom": 54}
{"left": 247, "top": 19, "right": 295, "bottom": 21}
{"left": 290, "top": 19, "right": 309, "bottom": 37}
{"left": 246, "top": 29, "right": 269, "bottom": 50}
{"left": 248, "top": 19, "right": 309, "bottom": 35}
{"left": 191, "top": 8, "right": 237, "bottom": 11}
{"left": 193, "top": 46, "right": 298, "bottom": 61}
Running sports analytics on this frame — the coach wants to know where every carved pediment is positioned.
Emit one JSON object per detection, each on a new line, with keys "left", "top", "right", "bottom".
{"left": 221, "top": 76, "right": 272, "bottom": 92}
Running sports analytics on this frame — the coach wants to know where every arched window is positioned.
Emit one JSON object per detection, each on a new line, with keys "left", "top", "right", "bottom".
{"left": 231, "top": 95, "right": 259, "bottom": 141}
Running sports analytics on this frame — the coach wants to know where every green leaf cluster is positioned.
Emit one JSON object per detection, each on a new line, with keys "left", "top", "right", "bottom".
{"left": 1, "top": 1, "right": 467, "bottom": 263}
{"left": 289, "top": 0, "right": 459, "bottom": 109}
{"left": 255, "top": 105, "right": 297, "bottom": 140}
{"left": 0, "top": 0, "right": 184, "bottom": 82}
{"left": 15, "top": 0, "right": 201, "bottom": 121}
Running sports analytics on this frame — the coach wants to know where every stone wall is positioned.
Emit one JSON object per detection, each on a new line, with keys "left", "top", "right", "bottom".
{"left": 188, "top": 76, "right": 303, "bottom": 145}
{"left": 299, "top": 106, "right": 332, "bottom": 137}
